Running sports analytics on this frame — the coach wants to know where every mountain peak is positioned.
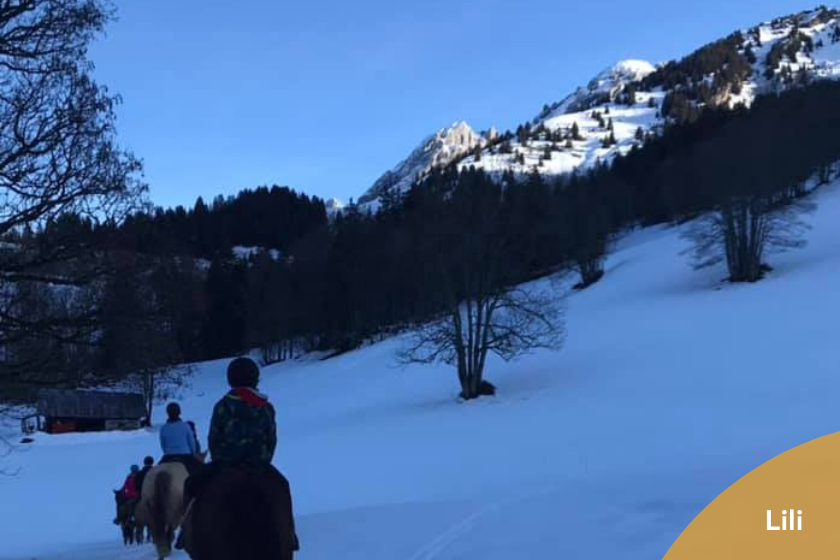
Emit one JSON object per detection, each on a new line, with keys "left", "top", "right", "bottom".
{"left": 358, "top": 121, "right": 485, "bottom": 207}
{"left": 610, "top": 59, "right": 657, "bottom": 79}
{"left": 545, "top": 59, "right": 656, "bottom": 118}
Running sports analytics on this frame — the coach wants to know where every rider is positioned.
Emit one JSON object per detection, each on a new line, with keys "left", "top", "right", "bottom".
{"left": 176, "top": 357, "right": 298, "bottom": 550}
{"left": 159, "top": 402, "right": 200, "bottom": 475}
{"left": 134, "top": 455, "right": 155, "bottom": 495}
{"left": 113, "top": 464, "right": 141, "bottom": 524}
{"left": 208, "top": 357, "right": 277, "bottom": 466}
{"left": 120, "top": 465, "right": 141, "bottom": 500}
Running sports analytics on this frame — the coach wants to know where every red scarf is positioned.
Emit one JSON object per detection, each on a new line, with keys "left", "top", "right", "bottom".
{"left": 232, "top": 387, "right": 269, "bottom": 408}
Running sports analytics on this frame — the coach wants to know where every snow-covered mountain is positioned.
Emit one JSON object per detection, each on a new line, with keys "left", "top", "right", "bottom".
{"left": 543, "top": 59, "right": 657, "bottom": 117}
{"left": 358, "top": 121, "right": 487, "bottom": 209}
{"left": 355, "top": 7, "right": 840, "bottom": 209}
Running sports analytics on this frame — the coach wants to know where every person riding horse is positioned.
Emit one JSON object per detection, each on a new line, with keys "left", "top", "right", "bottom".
{"left": 176, "top": 357, "right": 299, "bottom": 551}
{"left": 160, "top": 402, "right": 201, "bottom": 476}
{"left": 113, "top": 464, "right": 141, "bottom": 523}
{"left": 113, "top": 464, "right": 147, "bottom": 545}
{"left": 135, "top": 456, "right": 155, "bottom": 494}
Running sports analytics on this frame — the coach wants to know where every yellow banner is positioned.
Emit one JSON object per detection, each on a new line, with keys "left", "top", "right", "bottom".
{"left": 666, "top": 432, "right": 840, "bottom": 558}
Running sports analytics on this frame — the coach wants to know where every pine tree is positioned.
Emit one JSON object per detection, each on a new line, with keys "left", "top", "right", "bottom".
{"left": 597, "top": 113, "right": 606, "bottom": 128}
{"left": 571, "top": 122, "right": 583, "bottom": 141}
{"left": 648, "top": 97, "right": 656, "bottom": 109}
{"left": 608, "top": 118, "right": 615, "bottom": 132}
{"left": 635, "top": 127, "right": 644, "bottom": 142}
{"left": 565, "top": 138, "right": 574, "bottom": 149}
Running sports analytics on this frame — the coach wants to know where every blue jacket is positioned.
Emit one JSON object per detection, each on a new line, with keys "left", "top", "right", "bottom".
{"left": 160, "top": 419, "right": 197, "bottom": 456}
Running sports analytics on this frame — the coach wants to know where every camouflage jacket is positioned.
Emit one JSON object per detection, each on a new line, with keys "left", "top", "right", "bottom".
{"left": 208, "top": 387, "right": 277, "bottom": 465}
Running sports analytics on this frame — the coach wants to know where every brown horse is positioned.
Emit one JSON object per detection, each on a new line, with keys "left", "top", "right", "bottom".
{"left": 134, "top": 463, "right": 189, "bottom": 559}
{"left": 113, "top": 491, "right": 145, "bottom": 545}
{"left": 184, "top": 467, "right": 296, "bottom": 560}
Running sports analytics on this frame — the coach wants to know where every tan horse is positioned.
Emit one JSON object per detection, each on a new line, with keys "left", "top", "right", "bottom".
{"left": 134, "top": 463, "right": 189, "bottom": 559}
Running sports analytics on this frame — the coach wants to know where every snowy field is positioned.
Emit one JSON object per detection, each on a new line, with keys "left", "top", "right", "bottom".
{"left": 3, "top": 184, "right": 840, "bottom": 559}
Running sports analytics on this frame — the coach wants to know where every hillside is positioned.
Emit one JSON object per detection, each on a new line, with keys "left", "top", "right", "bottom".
{"left": 356, "top": 6, "right": 840, "bottom": 209}
{"left": 3, "top": 179, "right": 840, "bottom": 560}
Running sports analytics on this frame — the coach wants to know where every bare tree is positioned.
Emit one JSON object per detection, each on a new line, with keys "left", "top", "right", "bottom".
{"left": 129, "top": 363, "right": 192, "bottom": 427}
{"left": 684, "top": 196, "right": 812, "bottom": 282}
{"left": 0, "top": 0, "right": 145, "bottom": 390}
{"left": 399, "top": 169, "right": 566, "bottom": 399}
{"left": 678, "top": 121, "right": 815, "bottom": 283}
{"left": 0, "top": 434, "right": 15, "bottom": 475}
{"left": 0, "top": 404, "right": 21, "bottom": 475}
{"left": 401, "top": 283, "right": 565, "bottom": 399}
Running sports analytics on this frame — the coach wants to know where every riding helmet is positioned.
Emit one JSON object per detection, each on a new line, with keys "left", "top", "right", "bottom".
{"left": 130, "top": 464, "right": 140, "bottom": 473}
{"left": 165, "top": 402, "right": 181, "bottom": 420}
{"left": 227, "top": 357, "right": 260, "bottom": 388}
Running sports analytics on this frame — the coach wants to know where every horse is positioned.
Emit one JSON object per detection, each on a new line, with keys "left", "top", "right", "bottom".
{"left": 113, "top": 491, "right": 142, "bottom": 545}
{"left": 184, "top": 466, "right": 297, "bottom": 560}
{"left": 134, "top": 462, "right": 189, "bottom": 559}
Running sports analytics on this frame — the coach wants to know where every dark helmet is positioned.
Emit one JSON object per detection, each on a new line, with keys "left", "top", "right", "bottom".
{"left": 165, "top": 402, "right": 181, "bottom": 420}
{"left": 130, "top": 464, "right": 140, "bottom": 473}
{"left": 227, "top": 357, "right": 260, "bottom": 388}
{"left": 143, "top": 456, "right": 154, "bottom": 466}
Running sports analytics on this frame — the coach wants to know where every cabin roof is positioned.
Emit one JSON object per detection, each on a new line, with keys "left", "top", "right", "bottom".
{"left": 36, "top": 389, "right": 146, "bottom": 420}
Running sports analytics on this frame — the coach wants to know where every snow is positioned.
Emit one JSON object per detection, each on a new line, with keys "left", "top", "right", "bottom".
{"left": 463, "top": 90, "right": 666, "bottom": 178}
{"left": 550, "top": 59, "right": 657, "bottom": 117}
{"left": 3, "top": 179, "right": 840, "bottom": 559}
{"left": 232, "top": 245, "right": 282, "bottom": 262}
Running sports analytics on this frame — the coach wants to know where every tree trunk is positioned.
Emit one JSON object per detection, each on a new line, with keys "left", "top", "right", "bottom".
{"left": 576, "top": 258, "right": 604, "bottom": 288}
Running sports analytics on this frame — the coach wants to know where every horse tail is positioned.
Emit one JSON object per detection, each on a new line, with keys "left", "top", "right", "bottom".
{"left": 152, "top": 470, "right": 172, "bottom": 556}
{"left": 154, "top": 470, "right": 171, "bottom": 528}
{"left": 236, "top": 485, "right": 288, "bottom": 560}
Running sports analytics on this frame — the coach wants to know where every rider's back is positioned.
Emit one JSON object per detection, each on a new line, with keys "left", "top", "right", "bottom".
{"left": 208, "top": 387, "right": 277, "bottom": 465}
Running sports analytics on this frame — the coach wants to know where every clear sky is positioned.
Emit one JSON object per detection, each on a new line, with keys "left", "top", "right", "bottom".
{"left": 89, "top": 0, "right": 816, "bottom": 209}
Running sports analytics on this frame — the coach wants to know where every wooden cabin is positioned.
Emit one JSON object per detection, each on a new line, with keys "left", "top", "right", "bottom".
{"left": 24, "top": 389, "right": 146, "bottom": 434}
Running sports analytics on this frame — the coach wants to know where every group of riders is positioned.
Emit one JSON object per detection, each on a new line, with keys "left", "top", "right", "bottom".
{"left": 114, "top": 356, "right": 299, "bottom": 551}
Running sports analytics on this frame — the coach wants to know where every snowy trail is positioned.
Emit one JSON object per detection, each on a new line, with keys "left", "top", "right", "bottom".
{"left": 4, "top": 185, "right": 840, "bottom": 559}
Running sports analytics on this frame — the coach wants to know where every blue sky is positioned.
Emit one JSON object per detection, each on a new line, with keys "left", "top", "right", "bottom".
{"left": 90, "top": 0, "right": 815, "bottom": 209}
